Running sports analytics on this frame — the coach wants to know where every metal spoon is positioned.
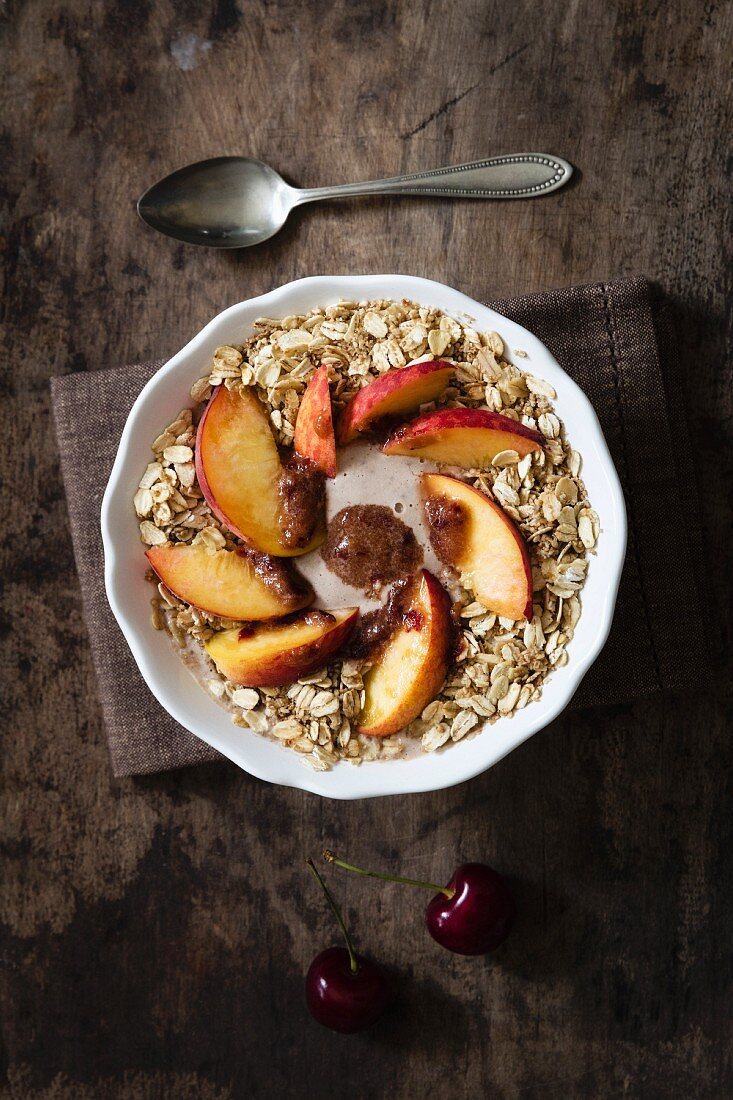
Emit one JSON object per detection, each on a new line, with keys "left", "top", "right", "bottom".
{"left": 137, "top": 154, "right": 573, "bottom": 249}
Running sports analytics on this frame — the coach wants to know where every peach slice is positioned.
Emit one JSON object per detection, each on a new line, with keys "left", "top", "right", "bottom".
{"left": 383, "top": 407, "right": 544, "bottom": 468}
{"left": 145, "top": 541, "right": 313, "bottom": 620}
{"left": 337, "top": 360, "right": 454, "bottom": 444}
{"left": 205, "top": 607, "right": 359, "bottom": 687}
{"left": 422, "top": 473, "right": 532, "bottom": 621}
{"left": 195, "top": 385, "right": 324, "bottom": 557}
{"left": 357, "top": 571, "right": 453, "bottom": 738}
{"left": 294, "top": 365, "right": 337, "bottom": 478}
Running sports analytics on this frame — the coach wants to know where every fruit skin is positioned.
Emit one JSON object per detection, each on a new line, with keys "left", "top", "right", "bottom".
{"left": 337, "top": 360, "right": 454, "bottom": 444}
{"left": 383, "top": 407, "right": 545, "bottom": 468}
{"left": 305, "top": 947, "right": 390, "bottom": 1033}
{"left": 195, "top": 384, "right": 324, "bottom": 557}
{"left": 421, "top": 472, "right": 533, "bottom": 621}
{"left": 357, "top": 570, "right": 452, "bottom": 738}
{"left": 145, "top": 541, "right": 312, "bottom": 620}
{"left": 425, "top": 863, "right": 515, "bottom": 955}
{"left": 294, "top": 364, "right": 337, "bottom": 478}
{"left": 205, "top": 607, "right": 359, "bottom": 687}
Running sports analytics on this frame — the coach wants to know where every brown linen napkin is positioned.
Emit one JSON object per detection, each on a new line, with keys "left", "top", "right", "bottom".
{"left": 51, "top": 276, "right": 707, "bottom": 777}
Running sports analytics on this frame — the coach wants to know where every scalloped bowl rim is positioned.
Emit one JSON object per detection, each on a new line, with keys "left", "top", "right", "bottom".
{"left": 101, "top": 275, "right": 626, "bottom": 799}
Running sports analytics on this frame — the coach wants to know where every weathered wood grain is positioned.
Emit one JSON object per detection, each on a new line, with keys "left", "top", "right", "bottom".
{"left": 1, "top": 1, "right": 731, "bottom": 1097}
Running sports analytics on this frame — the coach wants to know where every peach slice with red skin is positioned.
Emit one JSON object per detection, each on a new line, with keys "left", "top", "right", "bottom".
{"left": 421, "top": 473, "right": 533, "bottom": 622}
{"left": 337, "top": 360, "right": 454, "bottom": 444}
{"left": 205, "top": 607, "right": 359, "bottom": 687}
{"left": 145, "top": 541, "right": 312, "bottom": 621}
{"left": 195, "top": 384, "right": 324, "bottom": 557}
{"left": 357, "top": 570, "right": 453, "bottom": 738}
{"left": 294, "top": 365, "right": 337, "bottom": 478}
{"left": 383, "top": 407, "right": 545, "bottom": 468}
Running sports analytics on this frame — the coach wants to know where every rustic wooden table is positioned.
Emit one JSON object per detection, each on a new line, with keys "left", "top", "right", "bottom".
{"left": 2, "top": 1, "right": 732, "bottom": 1097}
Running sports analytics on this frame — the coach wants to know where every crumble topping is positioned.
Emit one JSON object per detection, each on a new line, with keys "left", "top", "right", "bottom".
{"left": 276, "top": 455, "right": 325, "bottom": 550}
{"left": 320, "top": 504, "right": 422, "bottom": 597}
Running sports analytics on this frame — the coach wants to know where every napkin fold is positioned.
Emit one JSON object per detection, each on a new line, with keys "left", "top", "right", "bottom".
{"left": 51, "top": 277, "right": 708, "bottom": 778}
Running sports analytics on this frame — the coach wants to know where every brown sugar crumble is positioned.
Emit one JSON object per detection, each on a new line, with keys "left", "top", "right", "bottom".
{"left": 239, "top": 546, "right": 313, "bottom": 609}
{"left": 320, "top": 504, "right": 423, "bottom": 597}
{"left": 423, "top": 496, "right": 468, "bottom": 569}
{"left": 347, "top": 576, "right": 414, "bottom": 660}
{"left": 276, "top": 454, "right": 326, "bottom": 549}
{"left": 237, "top": 608, "right": 334, "bottom": 642}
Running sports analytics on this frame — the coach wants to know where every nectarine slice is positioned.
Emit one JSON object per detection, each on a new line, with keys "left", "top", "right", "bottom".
{"left": 205, "top": 607, "right": 359, "bottom": 687}
{"left": 338, "top": 360, "right": 454, "bottom": 444}
{"left": 422, "top": 473, "right": 532, "bottom": 621}
{"left": 195, "top": 385, "right": 324, "bottom": 557}
{"left": 294, "top": 365, "right": 337, "bottom": 478}
{"left": 384, "top": 408, "right": 544, "bottom": 468}
{"left": 145, "top": 541, "right": 313, "bottom": 620}
{"left": 357, "top": 571, "right": 452, "bottom": 738}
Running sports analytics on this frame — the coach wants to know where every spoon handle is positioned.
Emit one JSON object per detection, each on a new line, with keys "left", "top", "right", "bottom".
{"left": 294, "top": 154, "right": 572, "bottom": 204}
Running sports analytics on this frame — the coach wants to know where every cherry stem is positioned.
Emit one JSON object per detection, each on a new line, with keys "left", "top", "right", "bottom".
{"left": 323, "top": 850, "right": 454, "bottom": 899}
{"left": 306, "top": 858, "right": 359, "bottom": 974}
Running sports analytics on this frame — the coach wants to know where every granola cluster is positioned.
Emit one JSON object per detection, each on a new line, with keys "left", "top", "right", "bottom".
{"left": 135, "top": 299, "right": 598, "bottom": 771}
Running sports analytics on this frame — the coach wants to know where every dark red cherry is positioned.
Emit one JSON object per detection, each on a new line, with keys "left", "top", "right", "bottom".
{"left": 425, "top": 862, "right": 515, "bottom": 955}
{"left": 306, "top": 947, "right": 390, "bottom": 1033}
{"left": 304, "top": 859, "right": 390, "bottom": 1033}
{"left": 324, "top": 851, "right": 515, "bottom": 957}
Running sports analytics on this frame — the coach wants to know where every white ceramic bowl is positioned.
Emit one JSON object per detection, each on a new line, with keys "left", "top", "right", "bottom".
{"left": 101, "top": 275, "right": 626, "bottom": 799}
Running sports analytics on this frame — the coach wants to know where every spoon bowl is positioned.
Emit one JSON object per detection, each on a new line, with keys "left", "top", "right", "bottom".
{"left": 138, "top": 157, "right": 296, "bottom": 248}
